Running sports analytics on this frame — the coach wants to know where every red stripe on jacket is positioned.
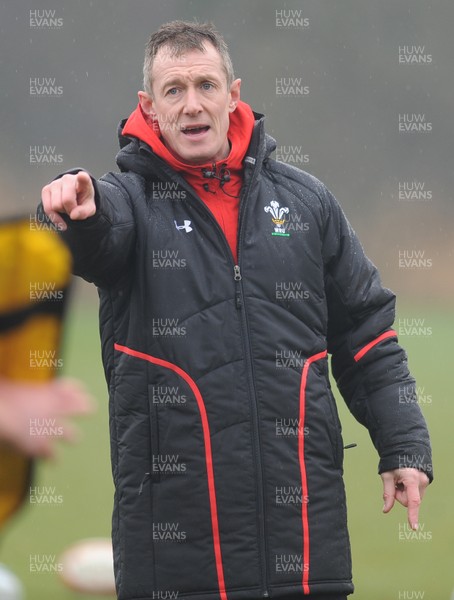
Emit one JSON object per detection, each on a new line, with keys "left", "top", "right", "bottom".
{"left": 114, "top": 343, "right": 228, "bottom": 600}
{"left": 353, "top": 330, "right": 397, "bottom": 362}
{"left": 298, "top": 349, "right": 328, "bottom": 594}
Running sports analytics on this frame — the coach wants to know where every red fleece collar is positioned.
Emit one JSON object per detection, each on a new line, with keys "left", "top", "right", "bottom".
{"left": 121, "top": 100, "right": 255, "bottom": 264}
{"left": 121, "top": 100, "right": 255, "bottom": 177}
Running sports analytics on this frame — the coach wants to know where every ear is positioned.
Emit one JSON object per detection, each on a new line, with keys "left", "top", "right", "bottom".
{"left": 228, "top": 78, "right": 241, "bottom": 112}
{"left": 138, "top": 91, "right": 155, "bottom": 118}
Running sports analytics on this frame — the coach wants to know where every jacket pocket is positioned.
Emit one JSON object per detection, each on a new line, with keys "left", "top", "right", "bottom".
{"left": 148, "top": 384, "right": 161, "bottom": 483}
{"left": 326, "top": 388, "right": 344, "bottom": 470}
{"left": 109, "top": 375, "right": 119, "bottom": 485}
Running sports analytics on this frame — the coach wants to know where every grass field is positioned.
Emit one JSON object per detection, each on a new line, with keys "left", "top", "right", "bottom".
{"left": 2, "top": 288, "right": 452, "bottom": 599}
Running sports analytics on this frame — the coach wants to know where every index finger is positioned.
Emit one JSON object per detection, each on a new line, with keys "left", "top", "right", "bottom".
{"left": 405, "top": 480, "right": 422, "bottom": 530}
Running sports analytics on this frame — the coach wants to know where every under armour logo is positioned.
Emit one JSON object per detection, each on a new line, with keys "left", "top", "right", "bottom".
{"left": 174, "top": 220, "right": 193, "bottom": 233}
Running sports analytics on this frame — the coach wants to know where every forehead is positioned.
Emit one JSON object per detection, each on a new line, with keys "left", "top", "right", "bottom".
{"left": 152, "top": 42, "right": 225, "bottom": 83}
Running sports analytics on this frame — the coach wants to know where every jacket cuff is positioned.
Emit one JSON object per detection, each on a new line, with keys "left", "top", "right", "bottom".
{"left": 378, "top": 448, "right": 434, "bottom": 483}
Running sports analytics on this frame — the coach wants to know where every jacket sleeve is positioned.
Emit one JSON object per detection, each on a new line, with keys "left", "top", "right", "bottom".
{"left": 321, "top": 187, "right": 433, "bottom": 482}
{"left": 37, "top": 169, "right": 136, "bottom": 289}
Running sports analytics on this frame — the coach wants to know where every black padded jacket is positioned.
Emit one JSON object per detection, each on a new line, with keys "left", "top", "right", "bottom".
{"left": 45, "top": 112, "right": 432, "bottom": 600}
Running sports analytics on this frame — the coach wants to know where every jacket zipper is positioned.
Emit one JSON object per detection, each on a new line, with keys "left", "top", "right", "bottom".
{"left": 183, "top": 176, "right": 270, "bottom": 597}
{"left": 233, "top": 263, "right": 269, "bottom": 598}
{"left": 193, "top": 169, "right": 270, "bottom": 597}
{"left": 146, "top": 153, "right": 270, "bottom": 597}
{"left": 235, "top": 158, "right": 270, "bottom": 596}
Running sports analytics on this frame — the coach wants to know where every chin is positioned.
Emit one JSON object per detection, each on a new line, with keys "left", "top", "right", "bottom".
{"left": 179, "top": 150, "right": 214, "bottom": 165}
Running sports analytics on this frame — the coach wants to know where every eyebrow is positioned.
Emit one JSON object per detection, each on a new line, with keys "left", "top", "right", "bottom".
{"left": 159, "top": 72, "right": 221, "bottom": 93}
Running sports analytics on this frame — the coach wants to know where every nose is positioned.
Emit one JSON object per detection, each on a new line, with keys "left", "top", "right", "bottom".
{"left": 183, "top": 87, "right": 203, "bottom": 116}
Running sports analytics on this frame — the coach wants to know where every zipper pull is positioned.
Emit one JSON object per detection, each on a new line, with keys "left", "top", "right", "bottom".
{"left": 138, "top": 472, "right": 150, "bottom": 495}
{"left": 234, "top": 265, "right": 242, "bottom": 309}
{"left": 343, "top": 443, "right": 357, "bottom": 450}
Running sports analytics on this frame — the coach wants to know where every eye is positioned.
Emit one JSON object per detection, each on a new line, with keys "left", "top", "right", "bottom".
{"left": 201, "top": 82, "right": 214, "bottom": 91}
{"left": 166, "top": 87, "right": 179, "bottom": 96}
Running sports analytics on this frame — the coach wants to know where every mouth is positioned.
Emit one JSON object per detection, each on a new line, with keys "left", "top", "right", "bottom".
{"left": 181, "top": 124, "right": 211, "bottom": 137}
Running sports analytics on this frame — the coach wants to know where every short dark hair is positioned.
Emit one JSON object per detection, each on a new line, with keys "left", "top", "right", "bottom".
{"left": 143, "top": 20, "right": 235, "bottom": 95}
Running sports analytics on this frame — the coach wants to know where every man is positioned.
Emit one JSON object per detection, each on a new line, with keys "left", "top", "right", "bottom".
{"left": 40, "top": 21, "right": 432, "bottom": 600}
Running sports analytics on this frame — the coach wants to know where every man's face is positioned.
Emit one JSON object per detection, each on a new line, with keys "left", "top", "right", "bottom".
{"left": 138, "top": 43, "right": 241, "bottom": 165}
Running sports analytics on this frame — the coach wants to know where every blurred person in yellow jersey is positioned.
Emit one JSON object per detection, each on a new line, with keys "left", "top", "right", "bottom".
{"left": 0, "top": 215, "right": 93, "bottom": 599}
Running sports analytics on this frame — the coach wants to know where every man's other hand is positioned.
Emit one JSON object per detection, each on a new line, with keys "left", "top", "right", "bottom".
{"left": 381, "top": 467, "right": 430, "bottom": 531}
{"left": 41, "top": 171, "right": 96, "bottom": 231}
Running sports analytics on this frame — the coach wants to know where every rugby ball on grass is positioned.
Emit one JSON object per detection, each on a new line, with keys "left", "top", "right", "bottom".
{"left": 0, "top": 564, "right": 24, "bottom": 600}
{"left": 58, "top": 537, "right": 116, "bottom": 595}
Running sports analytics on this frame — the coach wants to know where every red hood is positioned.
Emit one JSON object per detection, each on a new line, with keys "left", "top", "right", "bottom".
{"left": 121, "top": 100, "right": 255, "bottom": 264}
{"left": 121, "top": 100, "right": 255, "bottom": 185}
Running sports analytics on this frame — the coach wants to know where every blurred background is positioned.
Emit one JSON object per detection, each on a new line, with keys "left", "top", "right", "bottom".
{"left": 0, "top": 0, "right": 452, "bottom": 598}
